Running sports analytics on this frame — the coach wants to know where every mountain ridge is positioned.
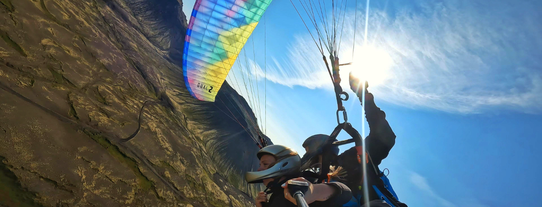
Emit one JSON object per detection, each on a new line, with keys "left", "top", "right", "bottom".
{"left": 0, "top": 0, "right": 269, "bottom": 206}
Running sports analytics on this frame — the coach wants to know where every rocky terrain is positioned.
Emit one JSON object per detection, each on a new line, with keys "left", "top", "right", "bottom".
{"left": 0, "top": 0, "right": 268, "bottom": 206}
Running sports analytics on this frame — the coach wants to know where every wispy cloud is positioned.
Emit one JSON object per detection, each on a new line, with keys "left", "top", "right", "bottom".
{"left": 258, "top": 0, "right": 542, "bottom": 114}
{"left": 249, "top": 37, "right": 332, "bottom": 90}
{"left": 409, "top": 172, "right": 456, "bottom": 207}
{"left": 407, "top": 171, "right": 493, "bottom": 207}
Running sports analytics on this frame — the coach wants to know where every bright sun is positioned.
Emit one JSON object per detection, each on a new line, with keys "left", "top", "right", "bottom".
{"left": 344, "top": 45, "right": 393, "bottom": 87}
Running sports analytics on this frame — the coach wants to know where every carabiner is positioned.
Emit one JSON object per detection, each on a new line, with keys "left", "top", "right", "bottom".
{"left": 336, "top": 109, "right": 348, "bottom": 124}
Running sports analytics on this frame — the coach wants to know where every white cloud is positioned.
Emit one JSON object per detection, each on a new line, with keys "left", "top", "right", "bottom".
{"left": 409, "top": 172, "right": 456, "bottom": 207}
{"left": 408, "top": 171, "right": 494, "bottom": 207}
{"left": 249, "top": 37, "right": 332, "bottom": 90}
{"left": 258, "top": 0, "right": 542, "bottom": 114}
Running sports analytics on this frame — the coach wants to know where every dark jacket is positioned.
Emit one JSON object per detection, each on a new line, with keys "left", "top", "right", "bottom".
{"left": 334, "top": 94, "right": 406, "bottom": 206}
{"left": 363, "top": 93, "right": 396, "bottom": 166}
{"left": 263, "top": 175, "right": 352, "bottom": 207}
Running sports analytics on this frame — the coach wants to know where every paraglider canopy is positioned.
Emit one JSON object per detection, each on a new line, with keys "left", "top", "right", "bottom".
{"left": 183, "top": 0, "right": 273, "bottom": 102}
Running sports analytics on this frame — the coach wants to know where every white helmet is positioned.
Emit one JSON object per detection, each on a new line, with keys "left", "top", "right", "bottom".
{"left": 245, "top": 145, "right": 301, "bottom": 183}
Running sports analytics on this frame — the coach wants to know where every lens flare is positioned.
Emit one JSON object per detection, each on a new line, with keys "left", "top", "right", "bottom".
{"left": 346, "top": 45, "right": 393, "bottom": 87}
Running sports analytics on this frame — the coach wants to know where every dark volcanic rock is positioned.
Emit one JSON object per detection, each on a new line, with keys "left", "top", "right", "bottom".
{"left": 0, "top": 0, "right": 268, "bottom": 206}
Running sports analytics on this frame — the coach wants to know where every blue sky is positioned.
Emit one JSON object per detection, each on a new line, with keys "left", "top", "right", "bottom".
{"left": 183, "top": 0, "right": 542, "bottom": 206}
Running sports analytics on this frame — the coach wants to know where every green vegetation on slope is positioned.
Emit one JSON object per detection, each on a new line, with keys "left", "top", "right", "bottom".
{"left": 0, "top": 29, "right": 27, "bottom": 57}
{"left": 82, "top": 129, "right": 154, "bottom": 191}
{"left": 0, "top": 156, "right": 41, "bottom": 207}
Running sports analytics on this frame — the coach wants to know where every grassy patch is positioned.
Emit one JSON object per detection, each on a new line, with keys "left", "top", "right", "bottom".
{"left": 0, "top": 156, "right": 42, "bottom": 207}
{"left": 47, "top": 65, "right": 64, "bottom": 83}
{"left": 47, "top": 65, "right": 75, "bottom": 87}
{"left": 156, "top": 161, "right": 182, "bottom": 194}
{"left": 0, "top": 0, "right": 14, "bottom": 12}
{"left": 0, "top": 29, "right": 27, "bottom": 57}
{"left": 201, "top": 174, "right": 228, "bottom": 207}
{"left": 184, "top": 174, "right": 204, "bottom": 193}
{"left": 66, "top": 93, "right": 79, "bottom": 120}
{"left": 162, "top": 106, "right": 179, "bottom": 125}
{"left": 207, "top": 197, "right": 228, "bottom": 207}
{"left": 94, "top": 87, "right": 107, "bottom": 105}
{"left": 160, "top": 161, "right": 178, "bottom": 173}
{"left": 76, "top": 35, "right": 87, "bottom": 46}
{"left": 97, "top": 107, "right": 110, "bottom": 118}
{"left": 227, "top": 171, "right": 244, "bottom": 190}
{"left": 38, "top": 175, "right": 73, "bottom": 193}
{"left": 82, "top": 129, "right": 154, "bottom": 191}
{"left": 39, "top": 0, "right": 70, "bottom": 30}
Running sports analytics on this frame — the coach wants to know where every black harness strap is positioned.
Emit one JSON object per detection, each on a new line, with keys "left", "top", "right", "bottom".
{"left": 321, "top": 123, "right": 405, "bottom": 207}
{"left": 318, "top": 123, "right": 363, "bottom": 182}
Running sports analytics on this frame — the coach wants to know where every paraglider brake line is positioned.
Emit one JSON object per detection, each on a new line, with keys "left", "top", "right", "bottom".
{"left": 323, "top": 54, "right": 350, "bottom": 124}
{"left": 120, "top": 100, "right": 158, "bottom": 142}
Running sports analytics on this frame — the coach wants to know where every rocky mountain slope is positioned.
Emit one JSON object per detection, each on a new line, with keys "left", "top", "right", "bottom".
{"left": 0, "top": 0, "right": 269, "bottom": 206}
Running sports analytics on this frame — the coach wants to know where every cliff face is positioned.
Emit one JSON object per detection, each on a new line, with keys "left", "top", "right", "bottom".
{"left": 0, "top": 0, "right": 269, "bottom": 206}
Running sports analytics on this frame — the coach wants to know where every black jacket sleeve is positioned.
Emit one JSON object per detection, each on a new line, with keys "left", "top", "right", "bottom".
{"left": 311, "top": 182, "right": 353, "bottom": 206}
{"left": 363, "top": 92, "right": 396, "bottom": 166}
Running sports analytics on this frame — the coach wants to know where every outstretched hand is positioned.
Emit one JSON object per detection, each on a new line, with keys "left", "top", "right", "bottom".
{"left": 349, "top": 72, "right": 368, "bottom": 96}
{"left": 349, "top": 72, "right": 373, "bottom": 101}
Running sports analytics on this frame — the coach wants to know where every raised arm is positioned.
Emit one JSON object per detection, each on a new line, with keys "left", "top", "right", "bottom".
{"left": 349, "top": 73, "right": 396, "bottom": 165}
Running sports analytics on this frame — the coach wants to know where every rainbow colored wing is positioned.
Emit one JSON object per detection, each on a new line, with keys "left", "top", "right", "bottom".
{"left": 183, "top": 0, "right": 272, "bottom": 102}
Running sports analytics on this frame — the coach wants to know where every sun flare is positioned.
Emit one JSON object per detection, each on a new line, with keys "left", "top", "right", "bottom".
{"left": 344, "top": 45, "right": 393, "bottom": 87}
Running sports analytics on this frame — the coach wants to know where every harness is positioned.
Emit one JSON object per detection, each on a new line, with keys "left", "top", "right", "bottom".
{"left": 321, "top": 123, "right": 404, "bottom": 207}
{"left": 316, "top": 55, "right": 405, "bottom": 207}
